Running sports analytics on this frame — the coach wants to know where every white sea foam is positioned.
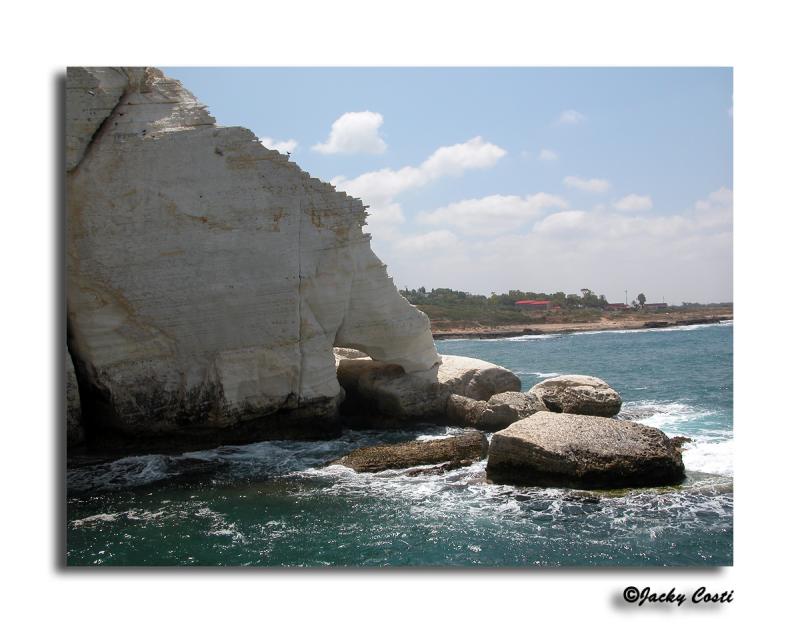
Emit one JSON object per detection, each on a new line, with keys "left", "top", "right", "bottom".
{"left": 683, "top": 438, "right": 733, "bottom": 477}
{"left": 619, "top": 399, "right": 732, "bottom": 476}
{"left": 67, "top": 426, "right": 458, "bottom": 493}
{"left": 504, "top": 334, "right": 562, "bottom": 342}
{"left": 570, "top": 320, "right": 732, "bottom": 336}
{"left": 619, "top": 400, "right": 714, "bottom": 428}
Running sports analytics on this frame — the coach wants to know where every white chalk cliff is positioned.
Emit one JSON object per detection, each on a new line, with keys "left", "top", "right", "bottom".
{"left": 66, "top": 67, "right": 439, "bottom": 444}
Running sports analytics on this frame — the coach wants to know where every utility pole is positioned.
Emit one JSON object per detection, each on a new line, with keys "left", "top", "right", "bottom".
{"left": 625, "top": 289, "right": 628, "bottom": 305}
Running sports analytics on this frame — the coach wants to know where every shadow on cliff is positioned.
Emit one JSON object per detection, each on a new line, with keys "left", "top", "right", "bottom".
{"left": 54, "top": 70, "right": 68, "bottom": 570}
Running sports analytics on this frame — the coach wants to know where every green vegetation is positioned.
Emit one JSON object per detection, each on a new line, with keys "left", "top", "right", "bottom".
{"left": 399, "top": 287, "right": 608, "bottom": 329}
{"left": 398, "top": 287, "right": 732, "bottom": 330}
{"left": 401, "top": 287, "right": 609, "bottom": 309}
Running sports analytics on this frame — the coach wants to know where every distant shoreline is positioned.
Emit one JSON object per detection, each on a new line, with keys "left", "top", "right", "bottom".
{"left": 432, "top": 314, "right": 733, "bottom": 340}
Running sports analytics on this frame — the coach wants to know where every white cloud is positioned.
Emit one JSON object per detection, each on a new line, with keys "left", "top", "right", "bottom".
{"left": 259, "top": 137, "right": 298, "bottom": 154}
{"left": 563, "top": 175, "right": 611, "bottom": 193}
{"left": 696, "top": 187, "right": 732, "bottom": 210}
{"left": 419, "top": 193, "right": 568, "bottom": 236}
{"left": 332, "top": 136, "right": 506, "bottom": 234}
{"left": 538, "top": 149, "right": 558, "bottom": 161}
{"left": 395, "top": 230, "right": 460, "bottom": 254}
{"left": 380, "top": 187, "right": 732, "bottom": 304}
{"left": 533, "top": 210, "right": 589, "bottom": 235}
{"left": 614, "top": 194, "right": 653, "bottom": 212}
{"left": 312, "top": 111, "right": 387, "bottom": 155}
{"left": 557, "top": 109, "right": 586, "bottom": 125}
{"left": 420, "top": 137, "right": 507, "bottom": 178}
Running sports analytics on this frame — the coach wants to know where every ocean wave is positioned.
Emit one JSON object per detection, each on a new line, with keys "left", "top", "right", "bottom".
{"left": 618, "top": 400, "right": 714, "bottom": 427}
{"left": 570, "top": 320, "right": 732, "bottom": 336}
{"left": 618, "top": 400, "right": 732, "bottom": 476}
{"left": 682, "top": 438, "right": 733, "bottom": 477}
{"left": 67, "top": 426, "right": 461, "bottom": 493}
{"left": 515, "top": 371, "right": 561, "bottom": 378}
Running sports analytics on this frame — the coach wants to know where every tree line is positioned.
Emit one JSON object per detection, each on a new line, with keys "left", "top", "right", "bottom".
{"left": 400, "top": 287, "right": 611, "bottom": 309}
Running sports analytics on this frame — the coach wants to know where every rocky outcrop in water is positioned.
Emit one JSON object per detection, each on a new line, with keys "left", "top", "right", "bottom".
{"left": 336, "top": 354, "right": 521, "bottom": 420}
{"left": 486, "top": 412, "right": 685, "bottom": 488}
{"left": 529, "top": 374, "right": 622, "bottom": 417}
{"left": 66, "top": 67, "right": 439, "bottom": 448}
{"left": 331, "top": 430, "right": 488, "bottom": 473}
{"left": 446, "top": 391, "right": 546, "bottom": 431}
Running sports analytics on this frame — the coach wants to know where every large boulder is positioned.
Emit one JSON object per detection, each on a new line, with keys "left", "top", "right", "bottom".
{"left": 529, "top": 374, "right": 622, "bottom": 417}
{"left": 486, "top": 412, "right": 685, "bottom": 489}
{"left": 331, "top": 430, "right": 488, "bottom": 473}
{"left": 337, "top": 354, "right": 521, "bottom": 419}
{"left": 66, "top": 67, "right": 439, "bottom": 447}
{"left": 446, "top": 391, "right": 546, "bottom": 431}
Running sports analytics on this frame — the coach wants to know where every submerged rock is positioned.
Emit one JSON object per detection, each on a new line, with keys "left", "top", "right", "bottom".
{"left": 337, "top": 354, "right": 521, "bottom": 419}
{"left": 529, "top": 374, "right": 622, "bottom": 417}
{"left": 331, "top": 430, "right": 488, "bottom": 473}
{"left": 446, "top": 391, "right": 546, "bottom": 431}
{"left": 486, "top": 412, "right": 685, "bottom": 489}
{"left": 66, "top": 67, "right": 439, "bottom": 448}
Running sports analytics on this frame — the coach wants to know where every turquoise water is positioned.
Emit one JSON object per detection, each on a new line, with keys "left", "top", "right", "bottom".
{"left": 66, "top": 322, "right": 733, "bottom": 566}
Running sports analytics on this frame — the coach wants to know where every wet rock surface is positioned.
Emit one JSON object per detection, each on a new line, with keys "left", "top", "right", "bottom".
{"left": 331, "top": 430, "right": 489, "bottom": 473}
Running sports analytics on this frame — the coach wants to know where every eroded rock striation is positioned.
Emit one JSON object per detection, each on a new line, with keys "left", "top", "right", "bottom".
{"left": 66, "top": 67, "right": 439, "bottom": 447}
{"left": 331, "top": 430, "right": 489, "bottom": 473}
{"left": 529, "top": 374, "right": 622, "bottom": 417}
{"left": 486, "top": 412, "right": 685, "bottom": 489}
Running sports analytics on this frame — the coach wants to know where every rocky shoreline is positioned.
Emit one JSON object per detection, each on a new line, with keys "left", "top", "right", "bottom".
{"left": 431, "top": 314, "right": 732, "bottom": 340}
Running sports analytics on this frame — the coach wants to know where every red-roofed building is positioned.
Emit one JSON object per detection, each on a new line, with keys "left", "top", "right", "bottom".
{"left": 515, "top": 299, "right": 551, "bottom": 311}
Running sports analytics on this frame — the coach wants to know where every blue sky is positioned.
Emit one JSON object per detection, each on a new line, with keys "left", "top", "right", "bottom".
{"left": 165, "top": 67, "right": 733, "bottom": 303}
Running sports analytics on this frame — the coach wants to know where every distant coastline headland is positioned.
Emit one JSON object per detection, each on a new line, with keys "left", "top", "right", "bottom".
{"left": 431, "top": 312, "right": 732, "bottom": 339}
{"left": 398, "top": 288, "right": 732, "bottom": 339}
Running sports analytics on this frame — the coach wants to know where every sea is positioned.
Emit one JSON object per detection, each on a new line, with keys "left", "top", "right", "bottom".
{"left": 66, "top": 321, "right": 733, "bottom": 566}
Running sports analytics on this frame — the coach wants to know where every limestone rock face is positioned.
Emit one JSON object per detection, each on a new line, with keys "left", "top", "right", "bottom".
{"left": 331, "top": 430, "right": 488, "bottom": 473}
{"left": 446, "top": 391, "right": 546, "bottom": 431}
{"left": 529, "top": 374, "right": 622, "bottom": 417}
{"left": 337, "top": 354, "right": 521, "bottom": 419}
{"left": 66, "top": 67, "right": 439, "bottom": 444}
{"left": 486, "top": 412, "right": 685, "bottom": 488}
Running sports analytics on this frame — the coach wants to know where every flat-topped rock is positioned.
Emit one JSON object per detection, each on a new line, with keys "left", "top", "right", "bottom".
{"left": 486, "top": 412, "right": 684, "bottom": 489}
{"left": 337, "top": 354, "right": 521, "bottom": 419}
{"left": 529, "top": 374, "right": 622, "bottom": 417}
{"left": 330, "top": 430, "right": 488, "bottom": 473}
